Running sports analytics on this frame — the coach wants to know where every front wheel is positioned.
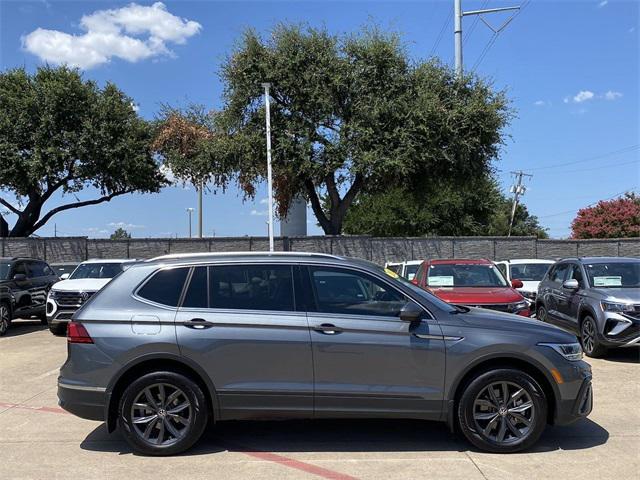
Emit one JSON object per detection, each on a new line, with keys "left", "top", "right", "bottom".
{"left": 580, "top": 316, "right": 607, "bottom": 358}
{"left": 536, "top": 304, "right": 548, "bottom": 323}
{"left": 118, "top": 371, "right": 208, "bottom": 456}
{"left": 0, "top": 303, "right": 11, "bottom": 336}
{"left": 457, "top": 369, "right": 547, "bottom": 453}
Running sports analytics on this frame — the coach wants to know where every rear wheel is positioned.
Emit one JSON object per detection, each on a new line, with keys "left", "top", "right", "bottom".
{"left": 580, "top": 316, "right": 607, "bottom": 358}
{"left": 0, "top": 303, "right": 11, "bottom": 336}
{"left": 118, "top": 371, "right": 208, "bottom": 456}
{"left": 536, "top": 305, "right": 548, "bottom": 323}
{"left": 457, "top": 368, "right": 547, "bottom": 453}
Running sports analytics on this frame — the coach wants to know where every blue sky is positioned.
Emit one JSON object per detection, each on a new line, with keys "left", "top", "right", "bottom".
{"left": 1, "top": 0, "right": 638, "bottom": 239}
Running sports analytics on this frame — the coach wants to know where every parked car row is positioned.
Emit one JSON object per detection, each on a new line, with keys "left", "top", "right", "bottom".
{"left": 385, "top": 256, "right": 640, "bottom": 358}
{"left": 0, "top": 257, "right": 137, "bottom": 336}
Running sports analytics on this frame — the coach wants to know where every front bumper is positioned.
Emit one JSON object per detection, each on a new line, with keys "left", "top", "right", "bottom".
{"left": 555, "top": 375, "right": 593, "bottom": 425}
{"left": 599, "top": 312, "right": 640, "bottom": 348}
{"left": 57, "top": 380, "right": 106, "bottom": 421}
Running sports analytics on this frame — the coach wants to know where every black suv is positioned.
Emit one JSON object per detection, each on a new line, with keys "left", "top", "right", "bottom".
{"left": 0, "top": 257, "right": 59, "bottom": 335}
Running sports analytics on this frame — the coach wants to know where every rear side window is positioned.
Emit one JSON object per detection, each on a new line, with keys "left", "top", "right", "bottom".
{"left": 138, "top": 267, "right": 189, "bottom": 307}
{"left": 209, "top": 265, "right": 294, "bottom": 311}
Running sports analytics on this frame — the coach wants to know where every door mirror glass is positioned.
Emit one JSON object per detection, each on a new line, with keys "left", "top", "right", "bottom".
{"left": 60, "top": 273, "right": 70, "bottom": 280}
{"left": 399, "top": 301, "right": 423, "bottom": 322}
{"left": 511, "top": 279, "right": 524, "bottom": 289}
{"left": 13, "top": 273, "right": 27, "bottom": 281}
{"left": 563, "top": 279, "right": 579, "bottom": 290}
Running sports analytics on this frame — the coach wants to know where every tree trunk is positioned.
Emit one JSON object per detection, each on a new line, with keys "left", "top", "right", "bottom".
{"left": 0, "top": 216, "right": 8, "bottom": 238}
{"left": 9, "top": 196, "right": 43, "bottom": 237}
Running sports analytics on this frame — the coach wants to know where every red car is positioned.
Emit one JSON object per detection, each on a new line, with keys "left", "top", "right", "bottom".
{"left": 412, "top": 258, "right": 531, "bottom": 317}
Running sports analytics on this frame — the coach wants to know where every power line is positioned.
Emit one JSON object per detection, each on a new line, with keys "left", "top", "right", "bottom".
{"left": 430, "top": 5, "right": 454, "bottom": 58}
{"left": 534, "top": 158, "right": 640, "bottom": 176}
{"left": 463, "top": 0, "right": 490, "bottom": 45}
{"left": 471, "top": 32, "right": 499, "bottom": 72}
{"left": 537, "top": 188, "right": 636, "bottom": 219}
{"left": 526, "top": 144, "right": 639, "bottom": 171}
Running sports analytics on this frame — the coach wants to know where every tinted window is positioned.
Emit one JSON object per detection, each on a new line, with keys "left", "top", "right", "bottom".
{"left": 70, "top": 262, "right": 124, "bottom": 279}
{"left": 209, "top": 265, "right": 294, "bottom": 311}
{"left": 496, "top": 263, "right": 508, "bottom": 279}
{"left": 310, "top": 267, "right": 406, "bottom": 317}
{"left": 182, "top": 267, "right": 208, "bottom": 308}
{"left": 13, "top": 262, "right": 27, "bottom": 276}
{"left": 509, "top": 263, "right": 551, "bottom": 281}
{"left": 138, "top": 267, "right": 189, "bottom": 307}
{"left": 27, "top": 261, "right": 48, "bottom": 277}
{"left": 404, "top": 264, "right": 420, "bottom": 281}
{"left": 550, "top": 263, "right": 570, "bottom": 283}
{"left": 584, "top": 262, "right": 640, "bottom": 288}
{"left": 0, "top": 262, "right": 10, "bottom": 280}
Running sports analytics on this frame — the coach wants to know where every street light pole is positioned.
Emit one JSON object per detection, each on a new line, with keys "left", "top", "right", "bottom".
{"left": 262, "top": 82, "right": 275, "bottom": 252}
{"left": 186, "top": 207, "right": 194, "bottom": 238}
{"left": 198, "top": 181, "right": 203, "bottom": 238}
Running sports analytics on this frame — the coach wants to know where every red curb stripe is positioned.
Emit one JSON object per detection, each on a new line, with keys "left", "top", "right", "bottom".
{"left": 0, "top": 402, "right": 359, "bottom": 479}
{"left": 239, "top": 449, "right": 358, "bottom": 480}
{"left": 0, "top": 402, "right": 68, "bottom": 415}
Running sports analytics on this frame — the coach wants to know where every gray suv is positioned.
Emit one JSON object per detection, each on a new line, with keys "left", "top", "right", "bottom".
{"left": 536, "top": 257, "right": 640, "bottom": 358}
{"left": 58, "top": 252, "right": 593, "bottom": 455}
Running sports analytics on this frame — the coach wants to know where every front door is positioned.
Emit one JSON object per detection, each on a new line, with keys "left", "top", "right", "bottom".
{"left": 304, "top": 265, "right": 446, "bottom": 420}
{"left": 557, "top": 263, "right": 585, "bottom": 329}
{"left": 175, "top": 264, "right": 313, "bottom": 420}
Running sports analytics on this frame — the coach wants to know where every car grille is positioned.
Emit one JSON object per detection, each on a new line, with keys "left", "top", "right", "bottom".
{"left": 53, "top": 291, "right": 96, "bottom": 307}
{"left": 628, "top": 305, "right": 640, "bottom": 320}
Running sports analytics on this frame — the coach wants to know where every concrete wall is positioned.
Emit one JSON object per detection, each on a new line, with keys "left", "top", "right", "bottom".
{"left": 1, "top": 236, "right": 638, "bottom": 264}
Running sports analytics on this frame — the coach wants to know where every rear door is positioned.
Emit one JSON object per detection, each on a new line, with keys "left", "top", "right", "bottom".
{"left": 175, "top": 263, "right": 313, "bottom": 419}
{"left": 304, "top": 265, "right": 445, "bottom": 420}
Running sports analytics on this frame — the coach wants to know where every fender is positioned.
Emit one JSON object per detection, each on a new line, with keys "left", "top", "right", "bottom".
{"left": 104, "top": 352, "right": 221, "bottom": 432}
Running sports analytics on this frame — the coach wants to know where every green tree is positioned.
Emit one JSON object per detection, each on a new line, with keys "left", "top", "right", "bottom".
{"left": 110, "top": 227, "right": 131, "bottom": 240}
{"left": 0, "top": 66, "right": 166, "bottom": 237}
{"left": 485, "top": 195, "right": 548, "bottom": 238}
{"left": 165, "top": 24, "right": 510, "bottom": 235}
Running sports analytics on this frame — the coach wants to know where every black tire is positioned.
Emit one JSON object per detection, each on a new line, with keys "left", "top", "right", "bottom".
{"left": 39, "top": 313, "right": 48, "bottom": 325}
{"left": 118, "top": 371, "right": 208, "bottom": 456}
{"left": 0, "top": 302, "right": 11, "bottom": 336}
{"left": 48, "top": 322, "right": 67, "bottom": 336}
{"left": 580, "top": 315, "right": 607, "bottom": 358}
{"left": 536, "top": 304, "right": 548, "bottom": 323}
{"left": 457, "top": 368, "right": 548, "bottom": 453}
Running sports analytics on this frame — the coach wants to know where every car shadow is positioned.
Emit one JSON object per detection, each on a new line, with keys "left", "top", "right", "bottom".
{"left": 599, "top": 348, "right": 639, "bottom": 364}
{"left": 80, "top": 417, "right": 608, "bottom": 457}
{"left": 1, "top": 318, "right": 47, "bottom": 338}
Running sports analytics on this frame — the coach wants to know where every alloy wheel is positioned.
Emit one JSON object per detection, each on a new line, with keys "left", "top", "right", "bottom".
{"left": 472, "top": 381, "right": 535, "bottom": 445}
{"left": 130, "top": 383, "right": 193, "bottom": 447}
{"left": 581, "top": 319, "right": 595, "bottom": 354}
{"left": 0, "top": 305, "right": 9, "bottom": 336}
{"left": 537, "top": 306, "right": 547, "bottom": 322}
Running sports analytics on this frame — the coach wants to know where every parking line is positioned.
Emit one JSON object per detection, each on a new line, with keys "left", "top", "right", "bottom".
{"left": 0, "top": 402, "right": 360, "bottom": 479}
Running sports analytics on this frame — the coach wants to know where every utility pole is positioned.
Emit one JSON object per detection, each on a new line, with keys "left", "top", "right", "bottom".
{"left": 262, "top": 83, "right": 275, "bottom": 252}
{"left": 197, "top": 181, "right": 203, "bottom": 238}
{"left": 508, "top": 170, "right": 533, "bottom": 237}
{"left": 454, "top": 0, "right": 521, "bottom": 78}
{"left": 186, "top": 207, "right": 194, "bottom": 238}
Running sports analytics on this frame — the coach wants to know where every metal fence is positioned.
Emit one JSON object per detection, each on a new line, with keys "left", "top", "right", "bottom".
{"left": 1, "top": 235, "right": 638, "bottom": 265}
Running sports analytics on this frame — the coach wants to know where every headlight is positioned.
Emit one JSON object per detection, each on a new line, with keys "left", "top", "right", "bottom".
{"left": 601, "top": 301, "right": 635, "bottom": 314}
{"left": 538, "top": 342, "right": 583, "bottom": 361}
{"left": 511, "top": 301, "right": 529, "bottom": 312}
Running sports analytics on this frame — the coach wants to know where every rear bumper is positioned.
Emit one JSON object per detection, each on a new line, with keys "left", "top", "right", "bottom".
{"left": 554, "top": 375, "right": 593, "bottom": 425}
{"left": 57, "top": 381, "right": 106, "bottom": 421}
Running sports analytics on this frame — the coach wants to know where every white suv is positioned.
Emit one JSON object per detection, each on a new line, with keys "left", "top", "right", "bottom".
{"left": 384, "top": 260, "right": 422, "bottom": 281}
{"left": 46, "top": 259, "right": 137, "bottom": 335}
{"left": 495, "top": 259, "right": 554, "bottom": 303}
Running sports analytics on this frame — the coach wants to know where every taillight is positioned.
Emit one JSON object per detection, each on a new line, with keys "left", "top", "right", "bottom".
{"left": 67, "top": 321, "right": 94, "bottom": 344}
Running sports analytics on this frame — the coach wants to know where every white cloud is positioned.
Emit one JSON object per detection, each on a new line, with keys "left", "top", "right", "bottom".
{"left": 598, "top": 0, "right": 608, "bottom": 7}
{"left": 108, "top": 221, "right": 145, "bottom": 229}
{"left": 259, "top": 198, "right": 269, "bottom": 204}
{"left": 250, "top": 209, "right": 268, "bottom": 216}
{"left": 573, "top": 90, "right": 595, "bottom": 103}
{"left": 22, "top": 2, "right": 201, "bottom": 69}
{"left": 533, "top": 100, "right": 548, "bottom": 106}
{"left": 563, "top": 97, "right": 570, "bottom": 104}
{"left": 603, "top": 90, "right": 623, "bottom": 100}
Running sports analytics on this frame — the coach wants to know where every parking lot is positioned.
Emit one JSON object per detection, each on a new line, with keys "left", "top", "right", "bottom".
{"left": 1, "top": 318, "right": 638, "bottom": 480}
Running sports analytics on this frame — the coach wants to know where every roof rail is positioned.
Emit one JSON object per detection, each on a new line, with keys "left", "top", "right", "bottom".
{"left": 147, "top": 251, "right": 342, "bottom": 262}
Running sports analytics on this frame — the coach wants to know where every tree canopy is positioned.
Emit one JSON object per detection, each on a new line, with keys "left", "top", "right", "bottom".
{"left": 571, "top": 193, "right": 639, "bottom": 239}
{"left": 110, "top": 227, "right": 131, "bottom": 240}
{"left": 0, "top": 66, "right": 165, "bottom": 237}
{"left": 165, "top": 24, "right": 511, "bottom": 235}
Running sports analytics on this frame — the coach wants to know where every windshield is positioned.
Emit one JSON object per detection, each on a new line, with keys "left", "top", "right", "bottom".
{"left": 0, "top": 263, "right": 10, "bottom": 280}
{"left": 69, "top": 263, "right": 124, "bottom": 280}
{"left": 404, "top": 264, "right": 420, "bottom": 281}
{"left": 584, "top": 262, "right": 640, "bottom": 288}
{"left": 381, "top": 266, "right": 457, "bottom": 313}
{"left": 509, "top": 263, "right": 552, "bottom": 282}
{"left": 427, "top": 263, "right": 508, "bottom": 288}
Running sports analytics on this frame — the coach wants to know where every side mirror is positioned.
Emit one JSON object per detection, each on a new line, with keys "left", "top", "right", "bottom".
{"left": 13, "top": 273, "right": 26, "bottom": 282}
{"left": 60, "top": 273, "right": 70, "bottom": 280}
{"left": 563, "top": 279, "right": 579, "bottom": 290}
{"left": 399, "top": 302, "right": 423, "bottom": 322}
{"left": 511, "top": 279, "right": 524, "bottom": 289}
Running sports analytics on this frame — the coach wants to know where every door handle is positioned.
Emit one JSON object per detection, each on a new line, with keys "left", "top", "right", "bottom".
{"left": 313, "top": 323, "right": 341, "bottom": 335}
{"left": 183, "top": 318, "right": 214, "bottom": 329}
